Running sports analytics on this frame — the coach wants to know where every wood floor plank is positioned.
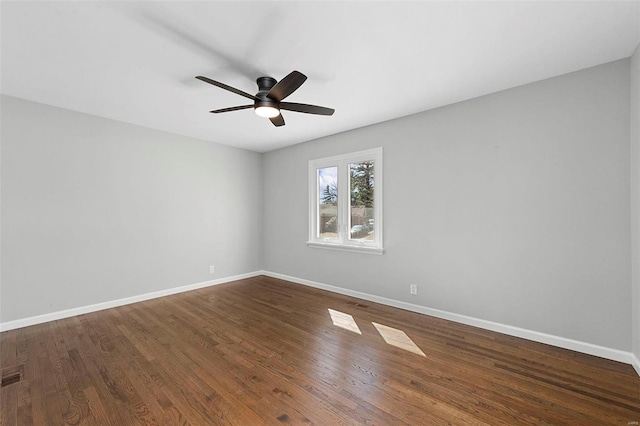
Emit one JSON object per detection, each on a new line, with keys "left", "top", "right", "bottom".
{"left": 1, "top": 275, "right": 640, "bottom": 425}
{"left": 83, "top": 385, "right": 112, "bottom": 426}
{"left": 0, "top": 381, "right": 19, "bottom": 426}
{"left": 1, "top": 330, "right": 17, "bottom": 370}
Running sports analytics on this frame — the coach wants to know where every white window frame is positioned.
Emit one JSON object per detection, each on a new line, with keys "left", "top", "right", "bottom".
{"left": 307, "top": 147, "right": 383, "bottom": 255}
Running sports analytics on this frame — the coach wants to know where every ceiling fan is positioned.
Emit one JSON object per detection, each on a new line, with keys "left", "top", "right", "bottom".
{"left": 196, "top": 71, "right": 334, "bottom": 127}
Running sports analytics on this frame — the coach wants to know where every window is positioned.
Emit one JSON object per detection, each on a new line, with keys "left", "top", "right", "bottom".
{"left": 308, "top": 148, "right": 383, "bottom": 254}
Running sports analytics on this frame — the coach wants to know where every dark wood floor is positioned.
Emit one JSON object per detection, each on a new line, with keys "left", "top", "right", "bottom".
{"left": 1, "top": 275, "right": 639, "bottom": 425}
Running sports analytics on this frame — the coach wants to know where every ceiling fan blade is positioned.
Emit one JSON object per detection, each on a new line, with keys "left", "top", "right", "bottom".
{"left": 267, "top": 71, "right": 307, "bottom": 102}
{"left": 269, "top": 114, "right": 285, "bottom": 127}
{"left": 196, "top": 76, "right": 258, "bottom": 101}
{"left": 279, "top": 102, "right": 335, "bottom": 116}
{"left": 209, "top": 105, "right": 253, "bottom": 114}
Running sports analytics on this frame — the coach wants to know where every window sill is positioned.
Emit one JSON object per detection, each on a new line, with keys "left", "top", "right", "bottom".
{"left": 306, "top": 241, "right": 384, "bottom": 255}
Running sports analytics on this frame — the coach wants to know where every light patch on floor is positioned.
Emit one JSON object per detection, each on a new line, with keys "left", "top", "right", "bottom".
{"left": 372, "top": 322, "right": 426, "bottom": 357}
{"left": 328, "top": 308, "right": 362, "bottom": 334}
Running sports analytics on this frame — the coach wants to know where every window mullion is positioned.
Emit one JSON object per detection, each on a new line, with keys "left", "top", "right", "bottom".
{"left": 338, "top": 161, "right": 348, "bottom": 244}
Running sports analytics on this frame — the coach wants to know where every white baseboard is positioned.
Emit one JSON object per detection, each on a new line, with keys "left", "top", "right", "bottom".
{"left": 262, "top": 270, "right": 640, "bottom": 374}
{"left": 0, "top": 271, "right": 263, "bottom": 332}
{"left": 632, "top": 353, "right": 640, "bottom": 376}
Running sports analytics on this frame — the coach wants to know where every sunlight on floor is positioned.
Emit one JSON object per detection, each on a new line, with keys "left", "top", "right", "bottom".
{"left": 327, "top": 309, "right": 426, "bottom": 356}
{"left": 372, "top": 322, "right": 426, "bottom": 357}
{"left": 328, "top": 309, "right": 362, "bottom": 334}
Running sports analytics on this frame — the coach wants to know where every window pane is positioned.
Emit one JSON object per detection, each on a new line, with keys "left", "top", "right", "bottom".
{"left": 318, "top": 166, "right": 338, "bottom": 239}
{"left": 349, "top": 161, "right": 374, "bottom": 241}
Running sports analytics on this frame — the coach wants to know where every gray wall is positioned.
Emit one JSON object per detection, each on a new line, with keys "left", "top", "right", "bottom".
{"left": 263, "top": 59, "right": 631, "bottom": 351}
{"left": 1, "top": 95, "right": 263, "bottom": 323}
{"left": 631, "top": 43, "right": 640, "bottom": 361}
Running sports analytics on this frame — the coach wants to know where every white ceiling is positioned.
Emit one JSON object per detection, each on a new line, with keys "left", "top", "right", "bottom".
{"left": 2, "top": 1, "right": 639, "bottom": 153}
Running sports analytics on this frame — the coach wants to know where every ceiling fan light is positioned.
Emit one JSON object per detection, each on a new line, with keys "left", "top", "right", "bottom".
{"left": 255, "top": 106, "right": 280, "bottom": 118}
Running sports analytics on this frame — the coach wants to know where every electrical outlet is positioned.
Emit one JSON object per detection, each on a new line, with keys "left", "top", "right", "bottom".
{"left": 410, "top": 284, "right": 418, "bottom": 295}
{"left": 209, "top": 265, "right": 215, "bottom": 274}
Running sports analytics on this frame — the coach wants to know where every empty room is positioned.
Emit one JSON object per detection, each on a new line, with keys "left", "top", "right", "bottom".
{"left": 1, "top": 1, "right": 640, "bottom": 424}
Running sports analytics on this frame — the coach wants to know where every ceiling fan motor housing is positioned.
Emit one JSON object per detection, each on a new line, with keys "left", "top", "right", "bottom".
{"left": 255, "top": 77, "right": 279, "bottom": 110}
{"left": 256, "top": 76, "right": 277, "bottom": 93}
{"left": 253, "top": 77, "right": 280, "bottom": 117}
